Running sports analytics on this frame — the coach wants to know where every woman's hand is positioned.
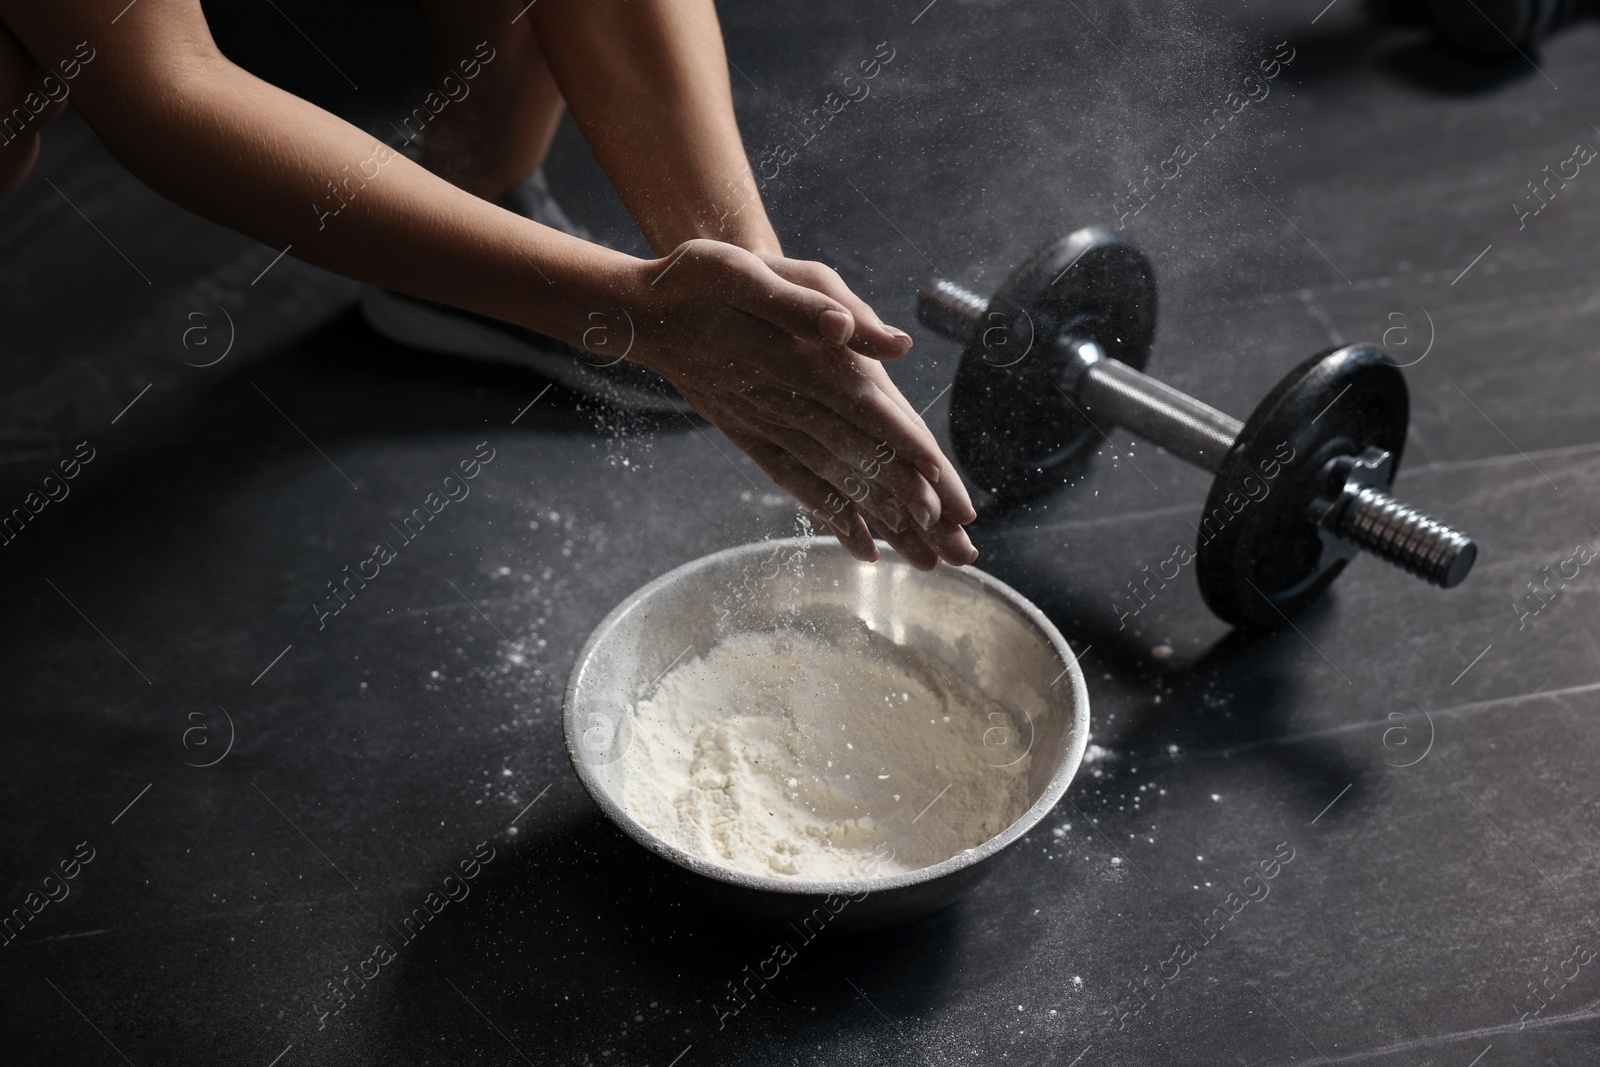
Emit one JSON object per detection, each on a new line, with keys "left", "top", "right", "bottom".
{"left": 616, "top": 239, "right": 977, "bottom": 569}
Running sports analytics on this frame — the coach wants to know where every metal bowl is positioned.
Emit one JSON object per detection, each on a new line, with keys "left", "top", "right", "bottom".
{"left": 563, "top": 537, "right": 1090, "bottom": 929}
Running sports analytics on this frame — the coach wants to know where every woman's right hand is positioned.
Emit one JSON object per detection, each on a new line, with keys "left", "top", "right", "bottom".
{"left": 602, "top": 238, "right": 977, "bottom": 570}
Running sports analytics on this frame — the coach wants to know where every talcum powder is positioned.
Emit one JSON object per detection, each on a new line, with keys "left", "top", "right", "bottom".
{"left": 621, "top": 629, "right": 1032, "bottom": 880}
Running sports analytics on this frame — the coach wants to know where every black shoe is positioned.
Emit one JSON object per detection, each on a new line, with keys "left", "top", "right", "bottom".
{"left": 360, "top": 171, "right": 692, "bottom": 416}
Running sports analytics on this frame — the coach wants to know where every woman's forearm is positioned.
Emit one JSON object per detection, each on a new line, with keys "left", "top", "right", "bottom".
{"left": 529, "top": 0, "right": 782, "bottom": 257}
{"left": 63, "top": 44, "right": 636, "bottom": 346}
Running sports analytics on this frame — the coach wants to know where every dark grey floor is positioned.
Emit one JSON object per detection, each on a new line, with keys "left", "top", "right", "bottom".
{"left": 4, "top": 0, "right": 1600, "bottom": 1064}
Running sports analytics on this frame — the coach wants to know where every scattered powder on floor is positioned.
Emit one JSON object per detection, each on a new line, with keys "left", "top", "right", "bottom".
{"left": 622, "top": 628, "right": 1031, "bottom": 880}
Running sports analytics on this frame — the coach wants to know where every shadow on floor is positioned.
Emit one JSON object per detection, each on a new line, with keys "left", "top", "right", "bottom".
{"left": 382, "top": 804, "right": 969, "bottom": 1059}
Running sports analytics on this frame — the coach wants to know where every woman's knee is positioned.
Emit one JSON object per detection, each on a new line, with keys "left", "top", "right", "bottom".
{"left": 0, "top": 129, "right": 41, "bottom": 200}
{"left": 0, "top": 21, "right": 73, "bottom": 200}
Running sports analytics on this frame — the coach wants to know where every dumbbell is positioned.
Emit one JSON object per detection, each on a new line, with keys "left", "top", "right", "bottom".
{"left": 1428, "top": 0, "right": 1579, "bottom": 58}
{"left": 915, "top": 227, "right": 1477, "bottom": 629}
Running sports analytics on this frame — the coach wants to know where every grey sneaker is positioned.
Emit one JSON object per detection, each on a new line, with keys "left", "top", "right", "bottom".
{"left": 360, "top": 170, "right": 692, "bottom": 416}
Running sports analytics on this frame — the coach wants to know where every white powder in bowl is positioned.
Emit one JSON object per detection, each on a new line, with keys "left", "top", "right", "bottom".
{"left": 621, "top": 628, "right": 1032, "bottom": 880}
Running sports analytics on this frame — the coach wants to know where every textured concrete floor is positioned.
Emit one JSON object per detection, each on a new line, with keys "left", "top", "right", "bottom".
{"left": 2, "top": 0, "right": 1600, "bottom": 1064}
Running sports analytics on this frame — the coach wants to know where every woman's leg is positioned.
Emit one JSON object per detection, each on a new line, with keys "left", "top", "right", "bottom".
{"left": 414, "top": 0, "right": 565, "bottom": 202}
{"left": 525, "top": 0, "right": 781, "bottom": 257}
{"left": 418, "top": 0, "right": 776, "bottom": 252}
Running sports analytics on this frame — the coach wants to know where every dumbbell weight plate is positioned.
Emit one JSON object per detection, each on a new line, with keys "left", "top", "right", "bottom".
{"left": 1195, "top": 344, "right": 1409, "bottom": 628}
{"left": 949, "top": 228, "right": 1157, "bottom": 501}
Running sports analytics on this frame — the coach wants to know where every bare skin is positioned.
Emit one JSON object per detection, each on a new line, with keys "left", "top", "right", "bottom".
{"left": 0, "top": 0, "right": 978, "bottom": 568}
{"left": 0, "top": 20, "right": 66, "bottom": 199}
{"left": 413, "top": 1, "right": 565, "bottom": 204}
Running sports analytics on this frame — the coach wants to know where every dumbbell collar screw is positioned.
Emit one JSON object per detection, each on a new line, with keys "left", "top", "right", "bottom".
{"left": 1311, "top": 448, "right": 1396, "bottom": 568}
{"left": 1310, "top": 446, "right": 1475, "bottom": 589}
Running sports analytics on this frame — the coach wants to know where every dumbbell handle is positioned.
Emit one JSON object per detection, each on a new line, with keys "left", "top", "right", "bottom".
{"left": 1078, "top": 358, "right": 1242, "bottom": 474}
{"left": 918, "top": 279, "right": 1477, "bottom": 589}
{"left": 921, "top": 279, "right": 1242, "bottom": 471}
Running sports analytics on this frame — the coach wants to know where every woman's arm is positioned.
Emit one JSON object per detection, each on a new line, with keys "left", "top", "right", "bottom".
{"left": 526, "top": 0, "right": 978, "bottom": 559}
{"left": 528, "top": 0, "right": 779, "bottom": 256}
{"left": 0, "top": 0, "right": 619, "bottom": 347}
{"left": 1, "top": 0, "right": 977, "bottom": 567}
